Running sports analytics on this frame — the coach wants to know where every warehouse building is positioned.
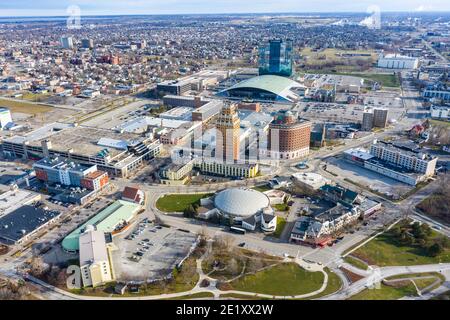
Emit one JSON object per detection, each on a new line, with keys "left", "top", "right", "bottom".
{"left": 377, "top": 54, "right": 419, "bottom": 69}
{"left": 0, "top": 205, "right": 61, "bottom": 245}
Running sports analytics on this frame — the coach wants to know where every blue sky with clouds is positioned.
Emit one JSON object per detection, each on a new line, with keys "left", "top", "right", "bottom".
{"left": 0, "top": 0, "right": 449, "bottom": 16}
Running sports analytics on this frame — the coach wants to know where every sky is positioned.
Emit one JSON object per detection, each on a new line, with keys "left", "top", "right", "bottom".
{"left": 0, "top": 0, "right": 449, "bottom": 17}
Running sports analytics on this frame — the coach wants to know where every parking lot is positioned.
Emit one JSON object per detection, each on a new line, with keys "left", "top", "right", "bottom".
{"left": 298, "top": 91, "right": 404, "bottom": 124}
{"left": 325, "top": 156, "right": 413, "bottom": 198}
{"left": 113, "top": 218, "right": 198, "bottom": 281}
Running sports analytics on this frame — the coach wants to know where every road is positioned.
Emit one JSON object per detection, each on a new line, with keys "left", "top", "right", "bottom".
{"left": 0, "top": 69, "right": 448, "bottom": 300}
{"left": 323, "top": 263, "right": 450, "bottom": 300}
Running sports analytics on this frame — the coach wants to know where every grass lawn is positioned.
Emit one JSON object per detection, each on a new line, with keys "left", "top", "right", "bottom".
{"left": 202, "top": 247, "right": 281, "bottom": 281}
{"left": 225, "top": 263, "right": 325, "bottom": 296}
{"left": 386, "top": 272, "right": 445, "bottom": 291}
{"left": 156, "top": 193, "right": 212, "bottom": 212}
{"left": 272, "top": 217, "right": 287, "bottom": 238}
{"left": 70, "top": 256, "right": 199, "bottom": 297}
{"left": 252, "top": 184, "right": 272, "bottom": 193}
{"left": 300, "top": 268, "right": 343, "bottom": 300}
{"left": 350, "top": 73, "right": 400, "bottom": 87}
{"left": 300, "top": 70, "right": 400, "bottom": 87}
{"left": 343, "top": 256, "right": 369, "bottom": 271}
{"left": 385, "top": 272, "right": 445, "bottom": 282}
{"left": 21, "top": 92, "right": 50, "bottom": 102}
{"left": 164, "top": 292, "right": 215, "bottom": 300}
{"left": 348, "top": 283, "right": 418, "bottom": 300}
{"left": 351, "top": 229, "right": 450, "bottom": 267}
{"left": 0, "top": 98, "right": 53, "bottom": 115}
{"left": 273, "top": 203, "right": 289, "bottom": 212}
{"left": 429, "top": 119, "right": 450, "bottom": 128}
{"left": 219, "top": 293, "right": 266, "bottom": 300}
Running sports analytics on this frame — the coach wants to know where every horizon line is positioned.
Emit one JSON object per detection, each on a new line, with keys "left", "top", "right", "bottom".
{"left": 1, "top": 10, "right": 450, "bottom": 19}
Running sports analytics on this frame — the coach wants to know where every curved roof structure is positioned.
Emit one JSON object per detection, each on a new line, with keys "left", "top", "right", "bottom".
{"left": 62, "top": 200, "right": 141, "bottom": 252}
{"left": 217, "top": 75, "right": 305, "bottom": 102}
{"left": 214, "top": 188, "right": 270, "bottom": 217}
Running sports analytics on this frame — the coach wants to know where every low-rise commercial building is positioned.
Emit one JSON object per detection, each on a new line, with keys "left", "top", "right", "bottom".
{"left": 33, "top": 157, "right": 108, "bottom": 191}
{"left": 122, "top": 186, "right": 145, "bottom": 205}
{"left": 422, "top": 83, "right": 450, "bottom": 102}
{"left": 0, "top": 107, "right": 13, "bottom": 129}
{"left": 377, "top": 54, "right": 419, "bottom": 69}
{"left": 79, "top": 226, "right": 115, "bottom": 288}
{"left": 430, "top": 105, "right": 449, "bottom": 121}
{"left": 292, "top": 172, "right": 331, "bottom": 191}
{"left": 62, "top": 200, "right": 142, "bottom": 253}
{"left": 191, "top": 100, "right": 223, "bottom": 122}
{"left": 0, "top": 205, "right": 61, "bottom": 245}
{"left": 196, "top": 160, "right": 259, "bottom": 178}
{"left": 344, "top": 141, "right": 438, "bottom": 186}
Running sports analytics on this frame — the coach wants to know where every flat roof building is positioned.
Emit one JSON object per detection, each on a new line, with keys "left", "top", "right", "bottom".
{"left": 79, "top": 227, "right": 115, "bottom": 288}
{"left": 62, "top": 200, "right": 141, "bottom": 252}
{"left": 292, "top": 172, "right": 331, "bottom": 191}
{"left": 267, "top": 110, "right": 311, "bottom": 160}
{"left": 0, "top": 187, "right": 41, "bottom": 219}
{"left": 377, "top": 54, "right": 419, "bottom": 69}
{"left": 2, "top": 124, "right": 161, "bottom": 178}
{"left": 0, "top": 205, "right": 61, "bottom": 244}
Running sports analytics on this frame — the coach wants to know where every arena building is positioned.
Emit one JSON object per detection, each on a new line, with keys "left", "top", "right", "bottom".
{"left": 214, "top": 188, "right": 270, "bottom": 220}
{"left": 216, "top": 75, "right": 306, "bottom": 103}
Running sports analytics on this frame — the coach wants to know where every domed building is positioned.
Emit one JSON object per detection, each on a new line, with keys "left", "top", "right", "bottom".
{"left": 214, "top": 188, "right": 269, "bottom": 218}
{"left": 213, "top": 188, "right": 277, "bottom": 231}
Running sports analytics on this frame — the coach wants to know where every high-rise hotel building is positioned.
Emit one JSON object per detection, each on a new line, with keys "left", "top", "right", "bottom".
{"left": 268, "top": 110, "right": 311, "bottom": 160}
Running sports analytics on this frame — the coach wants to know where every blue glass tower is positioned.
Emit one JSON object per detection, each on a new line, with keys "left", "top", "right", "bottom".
{"left": 259, "top": 39, "right": 293, "bottom": 77}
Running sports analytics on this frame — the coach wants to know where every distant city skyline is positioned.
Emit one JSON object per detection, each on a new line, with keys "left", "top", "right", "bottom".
{"left": 1, "top": 0, "right": 450, "bottom": 17}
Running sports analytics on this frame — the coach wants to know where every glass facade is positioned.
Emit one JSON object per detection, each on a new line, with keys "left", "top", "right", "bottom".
{"left": 259, "top": 39, "right": 293, "bottom": 77}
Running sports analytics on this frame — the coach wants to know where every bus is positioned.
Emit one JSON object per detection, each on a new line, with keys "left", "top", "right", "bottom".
{"left": 230, "top": 226, "right": 246, "bottom": 235}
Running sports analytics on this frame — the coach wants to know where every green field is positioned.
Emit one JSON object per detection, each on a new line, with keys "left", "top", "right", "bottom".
{"left": 273, "top": 203, "right": 289, "bottom": 212}
{"left": 219, "top": 293, "right": 266, "bottom": 300}
{"left": 300, "top": 70, "right": 400, "bottom": 88}
{"left": 386, "top": 272, "right": 445, "bottom": 292}
{"left": 300, "top": 268, "right": 343, "bottom": 300}
{"left": 21, "top": 92, "right": 50, "bottom": 102}
{"left": 343, "top": 256, "right": 369, "bottom": 271}
{"left": 350, "top": 73, "right": 400, "bottom": 87}
{"left": 348, "top": 283, "right": 418, "bottom": 300}
{"left": 225, "top": 263, "right": 325, "bottom": 296}
{"left": 429, "top": 119, "right": 450, "bottom": 128}
{"left": 252, "top": 184, "right": 272, "bottom": 192}
{"left": 0, "top": 98, "right": 53, "bottom": 115}
{"left": 164, "top": 292, "right": 215, "bottom": 300}
{"left": 351, "top": 229, "right": 450, "bottom": 267}
{"left": 70, "top": 256, "right": 199, "bottom": 298}
{"left": 272, "top": 217, "right": 287, "bottom": 238}
{"left": 156, "top": 193, "right": 212, "bottom": 212}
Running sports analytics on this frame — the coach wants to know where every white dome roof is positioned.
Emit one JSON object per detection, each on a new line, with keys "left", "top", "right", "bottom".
{"left": 214, "top": 188, "right": 270, "bottom": 217}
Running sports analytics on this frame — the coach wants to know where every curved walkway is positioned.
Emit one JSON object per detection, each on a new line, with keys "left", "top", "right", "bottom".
{"left": 24, "top": 246, "right": 331, "bottom": 300}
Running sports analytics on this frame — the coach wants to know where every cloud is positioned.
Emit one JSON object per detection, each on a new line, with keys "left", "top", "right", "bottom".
{"left": 415, "top": 5, "right": 434, "bottom": 11}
